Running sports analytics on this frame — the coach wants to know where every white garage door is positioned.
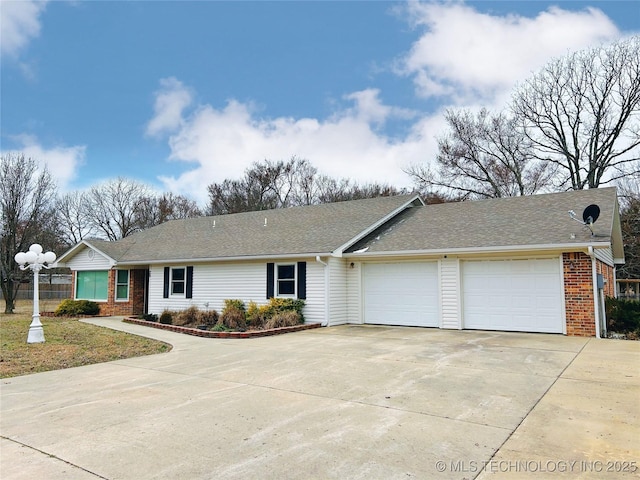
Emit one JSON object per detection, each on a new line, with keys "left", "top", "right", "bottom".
{"left": 363, "top": 262, "right": 439, "bottom": 327}
{"left": 462, "top": 259, "right": 563, "bottom": 333}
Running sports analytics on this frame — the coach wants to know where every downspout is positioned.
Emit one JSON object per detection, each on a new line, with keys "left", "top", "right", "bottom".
{"left": 316, "top": 256, "right": 329, "bottom": 327}
{"left": 587, "top": 246, "right": 601, "bottom": 339}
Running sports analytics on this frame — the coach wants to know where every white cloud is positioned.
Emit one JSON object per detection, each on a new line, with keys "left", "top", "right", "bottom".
{"left": 400, "top": 2, "right": 620, "bottom": 105}
{"left": 149, "top": 2, "right": 625, "bottom": 204}
{"left": 342, "top": 89, "right": 417, "bottom": 126}
{"left": 145, "top": 77, "right": 194, "bottom": 137}
{"left": 151, "top": 84, "right": 430, "bottom": 203}
{"left": 5, "top": 135, "right": 86, "bottom": 191}
{"left": 0, "top": 0, "right": 48, "bottom": 58}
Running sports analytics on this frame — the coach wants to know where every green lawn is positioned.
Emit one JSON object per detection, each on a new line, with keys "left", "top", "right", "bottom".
{"left": 0, "top": 301, "right": 171, "bottom": 378}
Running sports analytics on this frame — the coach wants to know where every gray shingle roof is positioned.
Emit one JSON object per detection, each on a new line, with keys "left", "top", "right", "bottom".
{"left": 346, "top": 187, "right": 621, "bottom": 255}
{"left": 82, "top": 194, "right": 420, "bottom": 264}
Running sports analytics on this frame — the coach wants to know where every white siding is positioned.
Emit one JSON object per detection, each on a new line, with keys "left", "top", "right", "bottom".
{"left": 594, "top": 246, "right": 614, "bottom": 266}
{"left": 327, "top": 257, "right": 348, "bottom": 325}
{"left": 147, "top": 258, "right": 326, "bottom": 324}
{"left": 346, "top": 261, "right": 363, "bottom": 324}
{"left": 304, "top": 260, "right": 326, "bottom": 324}
{"left": 66, "top": 247, "right": 112, "bottom": 270}
{"left": 440, "top": 258, "right": 461, "bottom": 329}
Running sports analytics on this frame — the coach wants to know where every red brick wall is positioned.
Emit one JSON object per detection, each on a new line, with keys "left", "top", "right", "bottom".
{"left": 563, "top": 252, "right": 596, "bottom": 337}
{"left": 72, "top": 269, "right": 146, "bottom": 316}
{"left": 596, "top": 260, "right": 615, "bottom": 298}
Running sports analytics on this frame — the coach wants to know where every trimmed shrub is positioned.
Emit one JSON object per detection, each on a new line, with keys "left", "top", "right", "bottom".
{"left": 265, "top": 310, "right": 302, "bottom": 329}
{"left": 159, "top": 310, "right": 173, "bottom": 325}
{"left": 142, "top": 313, "right": 158, "bottom": 322}
{"left": 217, "top": 306, "right": 246, "bottom": 331}
{"left": 261, "top": 297, "right": 305, "bottom": 323}
{"left": 212, "top": 297, "right": 305, "bottom": 331}
{"left": 174, "top": 306, "right": 200, "bottom": 327}
{"left": 54, "top": 299, "right": 100, "bottom": 317}
{"left": 223, "top": 299, "right": 246, "bottom": 313}
{"left": 197, "top": 309, "right": 219, "bottom": 326}
{"left": 246, "top": 301, "right": 266, "bottom": 329}
{"left": 606, "top": 297, "right": 640, "bottom": 334}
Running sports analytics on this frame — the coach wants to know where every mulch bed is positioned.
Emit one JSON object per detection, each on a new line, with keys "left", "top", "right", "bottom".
{"left": 123, "top": 317, "right": 322, "bottom": 338}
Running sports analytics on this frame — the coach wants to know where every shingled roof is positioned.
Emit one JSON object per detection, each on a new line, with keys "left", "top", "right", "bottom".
{"left": 58, "top": 188, "right": 624, "bottom": 267}
{"left": 345, "top": 187, "right": 623, "bottom": 261}
{"left": 69, "top": 194, "right": 422, "bottom": 264}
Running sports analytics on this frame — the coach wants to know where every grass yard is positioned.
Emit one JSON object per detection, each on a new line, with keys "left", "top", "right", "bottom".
{"left": 0, "top": 300, "right": 171, "bottom": 378}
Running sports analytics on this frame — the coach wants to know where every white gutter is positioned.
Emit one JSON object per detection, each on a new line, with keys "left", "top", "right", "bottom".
{"left": 343, "top": 242, "right": 612, "bottom": 259}
{"left": 115, "top": 252, "right": 331, "bottom": 266}
{"left": 315, "top": 256, "right": 330, "bottom": 327}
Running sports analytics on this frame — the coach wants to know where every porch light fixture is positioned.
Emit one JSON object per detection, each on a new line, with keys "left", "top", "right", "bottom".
{"left": 14, "top": 244, "right": 57, "bottom": 344}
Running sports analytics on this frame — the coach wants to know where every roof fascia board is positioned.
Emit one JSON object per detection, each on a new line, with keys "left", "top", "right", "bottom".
{"left": 610, "top": 195, "right": 625, "bottom": 262}
{"left": 333, "top": 194, "right": 424, "bottom": 257}
{"left": 343, "top": 241, "right": 613, "bottom": 259}
{"left": 115, "top": 252, "right": 331, "bottom": 266}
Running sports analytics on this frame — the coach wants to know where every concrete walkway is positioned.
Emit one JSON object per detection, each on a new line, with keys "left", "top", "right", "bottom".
{"left": 1, "top": 318, "right": 638, "bottom": 479}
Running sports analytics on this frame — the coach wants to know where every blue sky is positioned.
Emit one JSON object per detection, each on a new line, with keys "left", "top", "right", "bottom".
{"left": 1, "top": 1, "right": 638, "bottom": 204}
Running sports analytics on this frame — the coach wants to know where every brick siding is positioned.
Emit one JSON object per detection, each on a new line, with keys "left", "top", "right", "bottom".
{"left": 562, "top": 252, "right": 614, "bottom": 337}
{"left": 597, "top": 260, "right": 615, "bottom": 298}
{"left": 71, "top": 269, "right": 147, "bottom": 317}
{"left": 563, "top": 252, "right": 595, "bottom": 336}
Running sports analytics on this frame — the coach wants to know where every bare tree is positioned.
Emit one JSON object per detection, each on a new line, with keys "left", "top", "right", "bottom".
{"left": 55, "top": 191, "right": 95, "bottom": 247}
{"left": 0, "top": 153, "right": 57, "bottom": 314}
{"left": 616, "top": 177, "right": 640, "bottom": 279}
{"left": 57, "top": 185, "right": 202, "bottom": 243}
{"left": 207, "top": 177, "right": 275, "bottom": 215}
{"left": 207, "top": 158, "right": 308, "bottom": 215}
{"left": 136, "top": 192, "right": 202, "bottom": 230}
{"left": 289, "top": 158, "right": 319, "bottom": 206}
{"left": 406, "top": 109, "right": 553, "bottom": 199}
{"left": 86, "top": 177, "right": 152, "bottom": 240}
{"left": 315, "top": 175, "right": 406, "bottom": 203}
{"left": 207, "top": 158, "right": 406, "bottom": 215}
{"left": 513, "top": 37, "right": 640, "bottom": 190}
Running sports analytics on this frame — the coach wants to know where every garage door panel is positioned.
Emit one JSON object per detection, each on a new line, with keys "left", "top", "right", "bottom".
{"left": 463, "top": 259, "right": 563, "bottom": 333}
{"left": 363, "top": 262, "right": 439, "bottom": 327}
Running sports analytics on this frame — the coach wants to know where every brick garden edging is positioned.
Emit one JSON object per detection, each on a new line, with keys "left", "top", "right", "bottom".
{"left": 41, "top": 312, "right": 101, "bottom": 318}
{"left": 123, "top": 317, "right": 322, "bottom": 338}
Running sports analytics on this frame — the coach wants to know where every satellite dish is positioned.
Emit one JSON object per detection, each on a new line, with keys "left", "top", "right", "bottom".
{"left": 582, "top": 204, "right": 600, "bottom": 225}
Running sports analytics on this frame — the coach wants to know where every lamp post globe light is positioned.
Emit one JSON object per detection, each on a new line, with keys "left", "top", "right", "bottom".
{"left": 14, "top": 244, "right": 57, "bottom": 344}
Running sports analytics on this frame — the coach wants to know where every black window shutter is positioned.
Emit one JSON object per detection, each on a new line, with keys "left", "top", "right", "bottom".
{"left": 186, "top": 266, "right": 194, "bottom": 299}
{"left": 163, "top": 267, "right": 170, "bottom": 298}
{"left": 266, "top": 263, "right": 275, "bottom": 299}
{"left": 297, "top": 261, "right": 307, "bottom": 299}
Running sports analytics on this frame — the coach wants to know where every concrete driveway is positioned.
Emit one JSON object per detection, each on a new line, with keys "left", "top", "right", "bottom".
{"left": 1, "top": 319, "right": 638, "bottom": 479}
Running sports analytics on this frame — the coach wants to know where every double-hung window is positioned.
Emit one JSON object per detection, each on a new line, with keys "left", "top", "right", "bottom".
{"left": 266, "top": 262, "right": 306, "bottom": 300}
{"left": 276, "top": 264, "right": 296, "bottom": 297}
{"left": 163, "top": 266, "right": 193, "bottom": 299}
{"left": 115, "top": 270, "right": 129, "bottom": 301}
{"left": 171, "top": 267, "right": 186, "bottom": 295}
